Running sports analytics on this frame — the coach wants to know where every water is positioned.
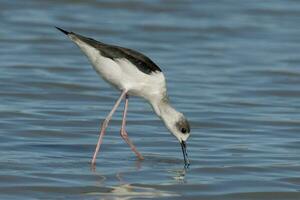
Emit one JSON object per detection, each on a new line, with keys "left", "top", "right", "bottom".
{"left": 1, "top": 0, "right": 300, "bottom": 199}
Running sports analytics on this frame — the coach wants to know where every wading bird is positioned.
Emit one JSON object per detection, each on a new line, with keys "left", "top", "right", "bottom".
{"left": 56, "top": 27, "right": 191, "bottom": 167}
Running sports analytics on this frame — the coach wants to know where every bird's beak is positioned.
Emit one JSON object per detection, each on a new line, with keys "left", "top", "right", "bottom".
{"left": 180, "top": 141, "right": 190, "bottom": 167}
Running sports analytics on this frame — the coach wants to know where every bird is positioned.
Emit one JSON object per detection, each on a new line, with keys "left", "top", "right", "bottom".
{"left": 56, "top": 27, "right": 191, "bottom": 167}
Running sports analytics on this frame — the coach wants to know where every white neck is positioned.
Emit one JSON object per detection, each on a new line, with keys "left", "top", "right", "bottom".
{"left": 151, "top": 98, "right": 182, "bottom": 130}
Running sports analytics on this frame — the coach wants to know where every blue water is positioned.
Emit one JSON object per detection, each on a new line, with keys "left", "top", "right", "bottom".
{"left": 1, "top": 0, "right": 300, "bottom": 199}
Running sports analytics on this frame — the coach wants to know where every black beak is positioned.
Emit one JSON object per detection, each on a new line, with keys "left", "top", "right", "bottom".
{"left": 180, "top": 141, "right": 190, "bottom": 168}
{"left": 55, "top": 27, "right": 70, "bottom": 35}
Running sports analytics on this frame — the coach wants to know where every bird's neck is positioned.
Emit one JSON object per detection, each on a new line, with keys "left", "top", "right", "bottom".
{"left": 151, "top": 98, "right": 180, "bottom": 123}
{"left": 153, "top": 99, "right": 183, "bottom": 135}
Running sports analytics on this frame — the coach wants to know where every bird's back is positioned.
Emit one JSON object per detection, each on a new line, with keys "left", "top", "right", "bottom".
{"left": 72, "top": 33, "right": 162, "bottom": 75}
{"left": 68, "top": 31, "right": 167, "bottom": 102}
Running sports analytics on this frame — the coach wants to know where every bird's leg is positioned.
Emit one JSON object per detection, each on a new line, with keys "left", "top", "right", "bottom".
{"left": 91, "top": 90, "right": 127, "bottom": 165}
{"left": 120, "top": 94, "right": 144, "bottom": 160}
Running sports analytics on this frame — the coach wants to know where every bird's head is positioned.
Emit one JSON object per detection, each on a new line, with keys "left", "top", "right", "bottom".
{"left": 158, "top": 106, "right": 191, "bottom": 167}
{"left": 168, "top": 115, "right": 191, "bottom": 143}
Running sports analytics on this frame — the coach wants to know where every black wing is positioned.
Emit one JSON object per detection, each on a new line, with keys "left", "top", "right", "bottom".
{"left": 74, "top": 33, "right": 162, "bottom": 75}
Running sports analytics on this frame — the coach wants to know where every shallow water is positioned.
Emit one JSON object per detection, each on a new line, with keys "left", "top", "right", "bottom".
{"left": 1, "top": 0, "right": 300, "bottom": 199}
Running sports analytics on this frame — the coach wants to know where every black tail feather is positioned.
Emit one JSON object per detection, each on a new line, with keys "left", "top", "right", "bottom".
{"left": 55, "top": 27, "right": 70, "bottom": 35}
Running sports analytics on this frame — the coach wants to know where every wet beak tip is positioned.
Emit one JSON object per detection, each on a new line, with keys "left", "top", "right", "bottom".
{"left": 180, "top": 141, "right": 190, "bottom": 167}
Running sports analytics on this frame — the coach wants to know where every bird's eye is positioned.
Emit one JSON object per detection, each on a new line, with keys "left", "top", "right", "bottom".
{"left": 181, "top": 128, "right": 187, "bottom": 133}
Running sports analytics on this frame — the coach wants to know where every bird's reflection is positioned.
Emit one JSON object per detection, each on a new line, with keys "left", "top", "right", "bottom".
{"left": 88, "top": 158, "right": 188, "bottom": 199}
{"left": 89, "top": 170, "right": 179, "bottom": 199}
{"left": 169, "top": 167, "right": 188, "bottom": 183}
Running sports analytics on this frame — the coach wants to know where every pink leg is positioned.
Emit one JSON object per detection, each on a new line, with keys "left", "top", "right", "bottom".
{"left": 120, "top": 95, "right": 144, "bottom": 160}
{"left": 91, "top": 90, "right": 127, "bottom": 165}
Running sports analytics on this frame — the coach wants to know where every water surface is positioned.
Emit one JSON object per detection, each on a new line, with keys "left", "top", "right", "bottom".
{"left": 1, "top": 0, "right": 300, "bottom": 199}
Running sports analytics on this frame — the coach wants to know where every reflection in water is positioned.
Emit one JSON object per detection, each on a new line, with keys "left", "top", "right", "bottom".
{"left": 88, "top": 184, "right": 179, "bottom": 200}
{"left": 88, "top": 167, "right": 180, "bottom": 200}
{"left": 170, "top": 168, "right": 187, "bottom": 183}
{"left": 87, "top": 159, "right": 186, "bottom": 199}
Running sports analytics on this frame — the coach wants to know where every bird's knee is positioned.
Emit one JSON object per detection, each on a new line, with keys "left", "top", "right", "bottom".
{"left": 120, "top": 130, "right": 127, "bottom": 137}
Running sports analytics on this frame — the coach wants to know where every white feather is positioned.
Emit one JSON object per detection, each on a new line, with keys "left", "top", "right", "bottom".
{"left": 70, "top": 34, "right": 167, "bottom": 105}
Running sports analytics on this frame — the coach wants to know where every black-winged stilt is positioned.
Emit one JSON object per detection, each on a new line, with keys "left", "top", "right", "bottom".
{"left": 56, "top": 27, "right": 191, "bottom": 167}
